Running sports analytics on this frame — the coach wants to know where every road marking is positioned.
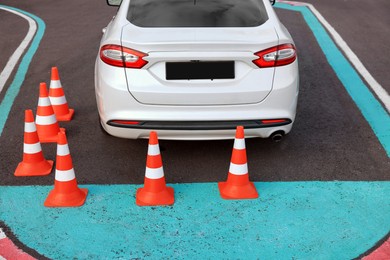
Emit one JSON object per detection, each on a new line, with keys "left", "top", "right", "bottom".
{"left": 0, "top": 5, "right": 45, "bottom": 137}
{"left": 276, "top": 1, "right": 390, "bottom": 157}
{"left": 1, "top": 182, "right": 389, "bottom": 258}
{"left": 0, "top": 228, "right": 35, "bottom": 259}
{"left": 363, "top": 236, "right": 390, "bottom": 260}
{"left": 279, "top": 1, "right": 390, "bottom": 113}
{"left": 304, "top": 3, "right": 390, "bottom": 113}
{"left": 0, "top": 3, "right": 387, "bottom": 259}
{"left": 0, "top": 7, "right": 36, "bottom": 94}
{"left": 0, "top": 230, "right": 5, "bottom": 239}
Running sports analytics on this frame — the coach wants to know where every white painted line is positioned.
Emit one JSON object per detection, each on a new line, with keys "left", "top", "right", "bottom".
{"left": 278, "top": 0, "right": 390, "bottom": 113}
{"left": 0, "top": 7, "right": 37, "bottom": 94}
{"left": 0, "top": 228, "right": 6, "bottom": 239}
{"left": 305, "top": 3, "right": 390, "bottom": 112}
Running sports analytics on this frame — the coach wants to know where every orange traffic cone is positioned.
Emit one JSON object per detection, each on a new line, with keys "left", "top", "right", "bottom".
{"left": 136, "top": 131, "right": 174, "bottom": 206}
{"left": 36, "top": 82, "right": 64, "bottom": 143}
{"left": 49, "top": 67, "right": 74, "bottom": 121}
{"left": 14, "top": 110, "right": 53, "bottom": 176}
{"left": 44, "top": 131, "right": 88, "bottom": 207}
{"left": 218, "top": 126, "right": 258, "bottom": 199}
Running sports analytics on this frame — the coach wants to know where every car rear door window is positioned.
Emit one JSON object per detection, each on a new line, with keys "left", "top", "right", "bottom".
{"left": 127, "top": 0, "right": 269, "bottom": 27}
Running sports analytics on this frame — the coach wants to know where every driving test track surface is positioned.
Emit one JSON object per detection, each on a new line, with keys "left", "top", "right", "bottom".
{"left": 0, "top": 1, "right": 389, "bottom": 258}
{"left": 0, "top": 5, "right": 45, "bottom": 136}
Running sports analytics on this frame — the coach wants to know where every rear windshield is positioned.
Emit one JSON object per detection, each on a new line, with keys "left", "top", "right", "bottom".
{"left": 127, "top": 0, "right": 269, "bottom": 27}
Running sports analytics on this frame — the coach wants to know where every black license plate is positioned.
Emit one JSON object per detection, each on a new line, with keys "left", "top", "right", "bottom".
{"left": 166, "top": 61, "right": 235, "bottom": 80}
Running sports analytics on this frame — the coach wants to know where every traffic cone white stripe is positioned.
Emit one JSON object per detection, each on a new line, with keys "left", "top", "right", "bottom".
{"left": 23, "top": 143, "right": 42, "bottom": 154}
{"left": 55, "top": 169, "right": 76, "bottom": 182}
{"left": 233, "top": 138, "right": 246, "bottom": 150}
{"left": 57, "top": 144, "right": 70, "bottom": 156}
{"left": 229, "top": 162, "right": 248, "bottom": 175}
{"left": 145, "top": 166, "right": 164, "bottom": 179}
{"left": 25, "top": 122, "right": 36, "bottom": 133}
{"left": 36, "top": 115, "right": 57, "bottom": 125}
{"left": 38, "top": 97, "right": 51, "bottom": 106}
{"left": 50, "top": 80, "right": 62, "bottom": 89}
{"left": 148, "top": 144, "right": 160, "bottom": 156}
{"left": 49, "top": 96, "right": 67, "bottom": 105}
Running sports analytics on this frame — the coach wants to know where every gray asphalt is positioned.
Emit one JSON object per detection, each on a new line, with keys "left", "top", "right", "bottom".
{"left": 303, "top": 0, "right": 390, "bottom": 93}
{"left": 0, "top": 0, "right": 389, "bottom": 186}
{"left": 0, "top": 9, "right": 28, "bottom": 102}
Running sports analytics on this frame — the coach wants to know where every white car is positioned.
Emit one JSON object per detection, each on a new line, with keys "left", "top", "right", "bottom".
{"left": 95, "top": 0, "right": 299, "bottom": 141}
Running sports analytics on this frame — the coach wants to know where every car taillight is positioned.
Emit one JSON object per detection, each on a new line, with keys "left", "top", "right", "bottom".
{"left": 253, "top": 44, "right": 296, "bottom": 68}
{"left": 110, "top": 120, "right": 140, "bottom": 125}
{"left": 261, "top": 119, "right": 289, "bottom": 124}
{"left": 100, "top": 44, "right": 148, "bottom": 69}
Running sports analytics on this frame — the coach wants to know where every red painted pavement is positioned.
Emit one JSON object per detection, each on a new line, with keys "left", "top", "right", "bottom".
{"left": 0, "top": 224, "right": 388, "bottom": 259}
{"left": 364, "top": 237, "right": 390, "bottom": 260}
{"left": 0, "top": 229, "right": 35, "bottom": 260}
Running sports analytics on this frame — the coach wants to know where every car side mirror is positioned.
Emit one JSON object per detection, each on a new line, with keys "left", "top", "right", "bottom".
{"left": 269, "top": 0, "right": 276, "bottom": 5}
{"left": 107, "top": 0, "right": 122, "bottom": 6}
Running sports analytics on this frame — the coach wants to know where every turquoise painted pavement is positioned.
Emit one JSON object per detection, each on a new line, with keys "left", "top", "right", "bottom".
{"left": 1, "top": 3, "right": 389, "bottom": 259}
{"left": 1, "top": 182, "right": 389, "bottom": 259}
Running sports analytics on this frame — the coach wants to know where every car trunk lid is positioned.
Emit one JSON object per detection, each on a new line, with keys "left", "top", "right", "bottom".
{"left": 122, "top": 25, "right": 279, "bottom": 105}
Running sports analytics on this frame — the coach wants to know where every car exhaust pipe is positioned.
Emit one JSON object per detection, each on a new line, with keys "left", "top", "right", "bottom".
{"left": 270, "top": 131, "right": 284, "bottom": 142}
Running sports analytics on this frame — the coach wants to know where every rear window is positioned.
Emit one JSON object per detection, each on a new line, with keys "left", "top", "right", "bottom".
{"left": 127, "top": 0, "right": 269, "bottom": 27}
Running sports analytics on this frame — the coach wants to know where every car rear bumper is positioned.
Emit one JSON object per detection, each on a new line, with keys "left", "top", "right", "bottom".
{"left": 107, "top": 119, "right": 292, "bottom": 130}
{"left": 101, "top": 120, "right": 293, "bottom": 140}
{"left": 94, "top": 58, "right": 299, "bottom": 140}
